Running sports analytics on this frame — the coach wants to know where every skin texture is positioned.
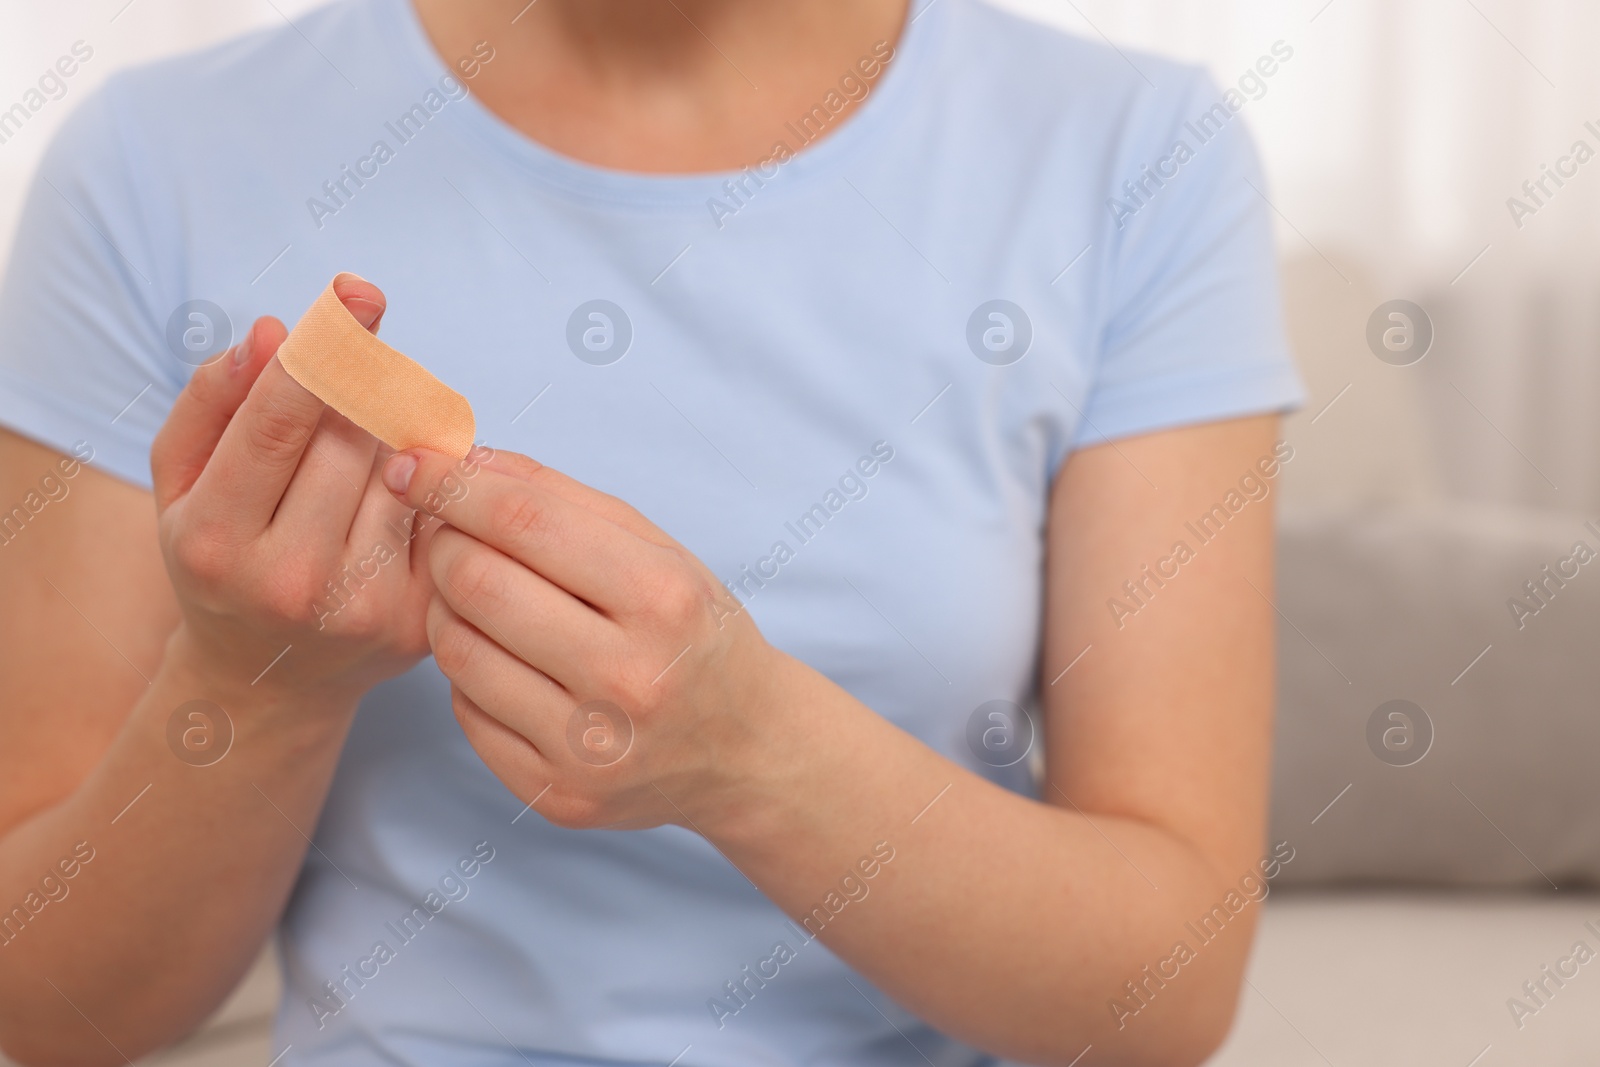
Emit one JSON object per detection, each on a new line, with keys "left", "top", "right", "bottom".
{"left": 414, "top": 0, "right": 911, "bottom": 172}
{"left": 0, "top": 2, "right": 1280, "bottom": 1065}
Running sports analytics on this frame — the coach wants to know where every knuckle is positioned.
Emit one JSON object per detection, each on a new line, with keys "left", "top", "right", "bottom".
{"left": 242, "top": 404, "right": 308, "bottom": 463}
{"left": 261, "top": 560, "right": 322, "bottom": 620}
{"left": 170, "top": 525, "right": 232, "bottom": 584}
{"left": 664, "top": 577, "right": 703, "bottom": 626}
{"left": 327, "top": 586, "right": 378, "bottom": 632}
{"left": 448, "top": 684, "right": 481, "bottom": 725}
{"left": 441, "top": 546, "right": 507, "bottom": 613}
{"left": 489, "top": 491, "right": 548, "bottom": 544}
{"left": 491, "top": 450, "right": 544, "bottom": 481}
{"left": 609, "top": 495, "right": 653, "bottom": 531}
{"left": 641, "top": 562, "right": 706, "bottom": 629}
{"left": 183, "top": 361, "right": 228, "bottom": 409}
{"left": 430, "top": 610, "right": 481, "bottom": 677}
{"left": 609, "top": 661, "right": 662, "bottom": 717}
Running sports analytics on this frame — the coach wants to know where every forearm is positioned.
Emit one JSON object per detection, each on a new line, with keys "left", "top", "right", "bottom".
{"left": 699, "top": 657, "right": 1260, "bottom": 1067}
{"left": 0, "top": 631, "right": 358, "bottom": 1067}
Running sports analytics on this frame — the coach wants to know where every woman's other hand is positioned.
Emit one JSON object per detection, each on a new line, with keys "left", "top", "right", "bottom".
{"left": 382, "top": 447, "right": 789, "bottom": 831}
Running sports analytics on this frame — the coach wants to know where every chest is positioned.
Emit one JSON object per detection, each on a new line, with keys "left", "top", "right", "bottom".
{"left": 217, "top": 159, "right": 1093, "bottom": 730}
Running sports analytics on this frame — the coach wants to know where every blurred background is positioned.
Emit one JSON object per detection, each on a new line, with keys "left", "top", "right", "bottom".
{"left": 4, "top": 0, "right": 1598, "bottom": 1064}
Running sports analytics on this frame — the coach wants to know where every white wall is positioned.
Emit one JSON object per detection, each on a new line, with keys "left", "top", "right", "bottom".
{"left": 0, "top": 0, "right": 325, "bottom": 252}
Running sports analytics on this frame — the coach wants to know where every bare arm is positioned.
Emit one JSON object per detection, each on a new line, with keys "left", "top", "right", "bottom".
{"left": 0, "top": 285, "right": 435, "bottom": 1066}
{"left": 381, "top": 413, "right": 1282, "bottom": 1066}
{"left": 0, "top": 495, "right": 359, "bottom": 1061}
{"left": 699, "top": 414, "right": 1281, "bottom": 1065}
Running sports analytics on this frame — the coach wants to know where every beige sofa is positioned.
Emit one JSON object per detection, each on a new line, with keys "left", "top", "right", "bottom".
{"left": 1207, "top": 503, "right": 1600, "bottom": 1064}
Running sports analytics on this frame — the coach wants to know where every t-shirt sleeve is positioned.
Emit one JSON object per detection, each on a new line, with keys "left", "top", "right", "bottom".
{"left": 1071, "top": 71, "right": 1306, "bottom": 450}
{"left": 0, "top": 77, "right": 184, "bottom": 490}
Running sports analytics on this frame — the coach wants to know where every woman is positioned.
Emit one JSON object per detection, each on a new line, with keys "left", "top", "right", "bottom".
{"left": 0, "top": 0, "right": 1303, "bottom": 1064}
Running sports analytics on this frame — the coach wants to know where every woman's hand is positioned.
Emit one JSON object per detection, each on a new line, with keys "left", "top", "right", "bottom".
{"left": 380, "top": 447, "right": 790, "bottom": 831}
{"left": 150, "top": 279, "right": 437, "bottom": 710}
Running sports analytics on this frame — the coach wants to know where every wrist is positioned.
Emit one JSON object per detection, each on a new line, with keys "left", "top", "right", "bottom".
{"left": 158, "top": 624, "right": 363, "bottom": 738}
{"left": 685, "top": 651, "right": 842, "bottom": 848}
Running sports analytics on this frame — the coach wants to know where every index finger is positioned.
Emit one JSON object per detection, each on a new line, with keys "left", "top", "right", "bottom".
{"left": 473, "top": 448, "right": 681, "bottom": 552}
{"left": 383, "top": 449, "right": 665, "bottom": 615}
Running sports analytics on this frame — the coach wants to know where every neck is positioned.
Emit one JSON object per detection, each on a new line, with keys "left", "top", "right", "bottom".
{"left": 410, "top": 0, "right": 910, "bottom": 172}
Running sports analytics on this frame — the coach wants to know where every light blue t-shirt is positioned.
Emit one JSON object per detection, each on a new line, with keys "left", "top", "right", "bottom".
{"left": 0, "top": 0, "right": 1303, "bottom": 1063}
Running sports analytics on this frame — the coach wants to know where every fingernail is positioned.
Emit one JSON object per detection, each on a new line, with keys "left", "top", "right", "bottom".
{"left": 383, "top": 453, "right": 417, "bottom": 494}
{"left": 231, "top": 326, "right": 255, "bottom": 368}
{"left": 345, "top": 298, "right": 384, "bottom": 330}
